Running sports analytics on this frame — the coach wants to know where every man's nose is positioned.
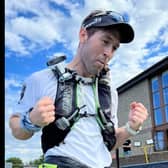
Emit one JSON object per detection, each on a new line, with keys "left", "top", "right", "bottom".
{"left": 103, "top": 46, "right": 113, "bottom": 58}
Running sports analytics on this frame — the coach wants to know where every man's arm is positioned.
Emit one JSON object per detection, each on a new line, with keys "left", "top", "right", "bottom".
{"left": 112, "top": 127, "right": 132, "bottom": 150}
{"left": 9, "top": 97, "right": 55, "bottom": 140}
{"left": 113, "top": 101, "right": 148, "bottom": 150}
{"left": 9, "top": 115, "right": 34, "bottom": 140}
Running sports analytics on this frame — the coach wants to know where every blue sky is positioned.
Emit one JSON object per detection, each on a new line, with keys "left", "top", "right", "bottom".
{"left": 5, "top": 0, "right": 168, "bottom": 164}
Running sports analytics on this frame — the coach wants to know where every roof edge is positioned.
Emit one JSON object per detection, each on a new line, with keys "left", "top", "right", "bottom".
{"left": 117, "top": 56, "right": 168, "bottom": 94}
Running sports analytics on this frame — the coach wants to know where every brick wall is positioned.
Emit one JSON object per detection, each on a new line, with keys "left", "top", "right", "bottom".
{"left": 112, "top": 151, "right": 168, "bottom": 167}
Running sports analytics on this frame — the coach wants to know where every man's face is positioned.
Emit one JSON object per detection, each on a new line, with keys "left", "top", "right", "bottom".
{"left": 79, "top": 29, "right": 120, "bottom": 76}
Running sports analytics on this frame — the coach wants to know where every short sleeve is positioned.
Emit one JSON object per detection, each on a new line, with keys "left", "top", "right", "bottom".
{"left": 12, "top": 72, "right": 43, "bottom": 116}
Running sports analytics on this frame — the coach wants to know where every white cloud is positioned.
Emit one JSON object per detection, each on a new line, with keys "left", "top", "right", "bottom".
{"left": 5, "top": 0, "right": 68, "bottom": 55}
{"left": 5, "top": 31, "right": 29, "bottom": 55}
{"left": 46, "top": 52, "right": 66, "bottom": 59}
{"left": 144, "top": 55, "right": 167, "bottom": 66}
{"left": 11, "top": 16, "right": 62, "bottom": 43}
{"left": 50, "top": 0, "right": 81, "bottom": 10}
{"left": 5, "top": 0, "right": 42, "bottom": 18}
{"left": 161, "top": 30, "right": 168, "bottom": 46}
{"left": 5, "top": 78, "right": 22, "bottom": 90}
{"left": 83, "top": 0, "right": 133, "bottom": 13}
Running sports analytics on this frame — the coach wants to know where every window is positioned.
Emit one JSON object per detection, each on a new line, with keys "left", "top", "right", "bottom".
{"left": 154, "top": 131, "right": 165, "bottom": 150}
{"left": 165, "top": 106, "right": 168, "bottom": 122}
{"left": 163, "top": 88, "right": 168, "bottom": 105}
{"left": 152, "top": 78, "right": 159, "bottom": 92}
{"left": 162, "top": 71, "right": 168, "bottom": 123}
{"left": 151, "top": 77, "right": 162, "bottom": 126}
{"left": 151, "top": 70, "right": 168, "bottom": 125}
{"left": 151, "top": 70, "right": 168, "bottom": 151}
{"left": 152, "top": 92, "right": 161, "bottom": 108}
{"left": 162, "top": 71, "right": 168, "bottom": 88}
{"left": 154, "top": 108, "right": 163, "bottom": 125}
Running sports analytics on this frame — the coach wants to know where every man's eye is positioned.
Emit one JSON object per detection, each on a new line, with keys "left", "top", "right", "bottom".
{"left": 103, "top": 40, "right": 109, "bottom": 45}
{"left": 113, "top": 46, "right": 117, "bottom": 51}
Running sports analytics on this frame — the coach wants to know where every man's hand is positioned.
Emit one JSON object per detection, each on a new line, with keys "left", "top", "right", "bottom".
{"left": 29, "top": 97, "right": 55, "bottom": 127}
{"left": 128, "top": 102, "right": 148, "bottom": 131}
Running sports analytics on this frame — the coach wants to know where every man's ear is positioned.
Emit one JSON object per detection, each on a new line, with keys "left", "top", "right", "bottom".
{"left": 79, "top": 28, "right": 88, "bottom": 43}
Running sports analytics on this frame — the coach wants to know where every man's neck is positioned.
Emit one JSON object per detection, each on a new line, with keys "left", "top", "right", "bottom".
{"left": 67, "top": 57, "right": 96, "bottom": 78}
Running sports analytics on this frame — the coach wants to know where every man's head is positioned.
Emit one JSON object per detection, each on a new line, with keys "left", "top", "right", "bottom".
{"left": 81, "top": 9, "right": 134, "bottom": 43}
{"left": 69, "top": 10, "right": 134, "bottom": 77}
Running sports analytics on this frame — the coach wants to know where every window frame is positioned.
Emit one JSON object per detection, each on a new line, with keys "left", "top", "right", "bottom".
{"left": 150, "top": 70, "right": 168, "bottom": 151}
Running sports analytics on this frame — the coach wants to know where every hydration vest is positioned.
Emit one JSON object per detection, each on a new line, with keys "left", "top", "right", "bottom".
{"left": 41, "top": 56, "right": 116, "bottom": 153}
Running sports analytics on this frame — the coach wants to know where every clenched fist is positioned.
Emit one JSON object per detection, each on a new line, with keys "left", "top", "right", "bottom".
{"left": 128, "top": 102, "right": 148, "bottom": 131}
{"left": 29, "top": 97, "right": 56, "bottom": 127}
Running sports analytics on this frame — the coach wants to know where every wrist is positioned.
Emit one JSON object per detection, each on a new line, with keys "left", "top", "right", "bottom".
{"left": 20, "top": 108, "right": 41, "bottom": 133}
{"left": 29, "top": 108, "right": 36, "bottom": 125}
{"left": 124, "top": 122, "right": 142, "bottom": 136}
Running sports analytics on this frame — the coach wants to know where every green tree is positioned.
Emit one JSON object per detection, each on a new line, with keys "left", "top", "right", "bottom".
{"left": 6, "top": 157, "right": 23, "bottom": 168}
{"left": 29, "top": 155, "right": 44, "bottom": 166}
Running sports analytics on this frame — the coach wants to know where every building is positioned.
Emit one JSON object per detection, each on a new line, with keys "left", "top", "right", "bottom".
{"left": 5, "top": 162, "right": 12, "bottom": 168}
{"left": 115, "top": 56, "right": 168, "bottom": 166}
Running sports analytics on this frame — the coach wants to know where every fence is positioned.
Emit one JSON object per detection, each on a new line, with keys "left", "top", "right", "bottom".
{"left": 122, "top": 161, "right": 168, "bottom": 168}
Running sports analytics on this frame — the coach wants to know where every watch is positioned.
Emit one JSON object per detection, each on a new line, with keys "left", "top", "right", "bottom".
{"left": 20, "top": 108, "right": 41, "bottom": 133}
{"left": 124, "top": 122, "right": 142, "bottom": 136}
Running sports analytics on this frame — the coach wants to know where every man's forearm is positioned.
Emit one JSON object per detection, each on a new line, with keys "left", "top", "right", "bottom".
{"left": 9, "top": 115, "right": 34, "bottom": 140}
{"left": 112, "top": 127, "right": 131, "bottom": 150}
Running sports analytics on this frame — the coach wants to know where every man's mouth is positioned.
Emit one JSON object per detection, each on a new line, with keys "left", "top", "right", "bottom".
{"left": 97, "top": 60, "right": 105, "bottom": 65}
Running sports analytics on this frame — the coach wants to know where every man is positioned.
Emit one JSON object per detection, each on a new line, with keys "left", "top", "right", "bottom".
{"left": 9, "top": 10, "right": 148, "bottom": 168}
